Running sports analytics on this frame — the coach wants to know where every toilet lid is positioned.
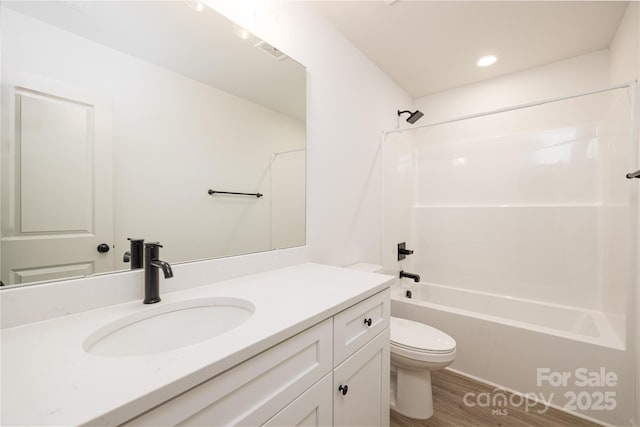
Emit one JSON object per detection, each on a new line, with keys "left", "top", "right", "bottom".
{"left": 390, "top": 317, "right": 456, "bottom": 354}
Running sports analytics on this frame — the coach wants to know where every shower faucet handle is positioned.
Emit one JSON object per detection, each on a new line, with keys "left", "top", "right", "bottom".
{"left": 397, "top": 242, "right": 414, "bottom": 261}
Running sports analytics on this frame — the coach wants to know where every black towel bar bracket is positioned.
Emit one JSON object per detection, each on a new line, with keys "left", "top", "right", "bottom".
{"left": 626, "top": 169, "right": 640, "bottom": 179}
{"left": 208, "top": 189, "right": 263, "bottom": 198}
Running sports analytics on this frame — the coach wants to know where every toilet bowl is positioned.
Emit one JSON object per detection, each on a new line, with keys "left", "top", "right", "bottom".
{"left": 344, "top": 263, "right": 456, "bottom": 419}
{"left": 390, "top": 316, "right": 456, "bottom": 419}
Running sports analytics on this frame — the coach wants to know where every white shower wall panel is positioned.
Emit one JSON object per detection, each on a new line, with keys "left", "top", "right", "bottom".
{"left": 411, "top": 92, "right": 634, "bottom": 312}
{"left": 410, "top": 52, "right": 635, "bottom": 318}
{"left": 381, "top": 132, "right": 416, "bottom": 271}
{"left": 415, "top": 121, "right": 601, "bottom": 207}
{"left": 414, "top": 206, "right": 600, "bottom": 309}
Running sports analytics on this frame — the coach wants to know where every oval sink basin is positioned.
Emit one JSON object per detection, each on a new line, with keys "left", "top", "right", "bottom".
{"left": 84, "top": 297, "right": 255, "bottom": 357}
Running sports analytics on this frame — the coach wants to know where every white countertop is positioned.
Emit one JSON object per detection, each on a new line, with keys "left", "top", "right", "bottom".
{"left": 1, "top": 263, "right": 393, "bottom": 426}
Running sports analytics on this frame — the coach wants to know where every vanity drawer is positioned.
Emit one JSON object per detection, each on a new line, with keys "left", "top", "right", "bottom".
{"left": 333, "top": 289, "right": 390, "bottom": 366}
{"left": 123, "top": 318, "right": 332, "bottom": 427}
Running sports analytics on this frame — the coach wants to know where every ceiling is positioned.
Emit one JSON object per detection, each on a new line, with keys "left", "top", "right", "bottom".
{"left": 309, "top": 1, "right": 629, "bottom": 98}
{"left": 3, "top": 1, "right": 306, "bottom": 120}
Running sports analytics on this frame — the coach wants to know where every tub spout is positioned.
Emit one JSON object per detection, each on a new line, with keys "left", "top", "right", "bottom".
{"left": 400, "top": 270, "right": 420, "bottom": 283}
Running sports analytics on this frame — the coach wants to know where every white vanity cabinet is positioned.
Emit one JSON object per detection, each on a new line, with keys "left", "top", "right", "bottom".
{"left": 263, "top": 374, "right": 334, "bottom": 426}
{"left": 123, "top": 319, "right": 333, "bottom": 426}
{"left": 1, "top": 263, "right": 394, "bottom": 427}
{"left": 122, "top": 289, "right": 390, "bottom": 427}
{"left": 334, "top": 331, "right": 390, "bottom": 427}
{"left": 333, "top": 289, "right": 391, "bottom": 427}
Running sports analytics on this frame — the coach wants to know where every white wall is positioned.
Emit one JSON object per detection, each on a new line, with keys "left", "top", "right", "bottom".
{"left": 205, "top": 0, "right": 413, "bottom": 267}
{"left": 1, "top": 8, "right": 305, "bottom": 267}
{"left": 381, "top": 130, "right": 416, "bottom": 275}
{"left": 415, "top": 50, "right": 611, "bottom": 124}
{"left": 608, "top": 3, "right": 640, "bottom": 425}
{"left": 609, "top": 2, "right": 640, "bottom": 85}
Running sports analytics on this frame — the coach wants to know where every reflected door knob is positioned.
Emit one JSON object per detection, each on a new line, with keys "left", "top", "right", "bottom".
{"left": 97, "top": 243, "right": 111, "bottom": 253}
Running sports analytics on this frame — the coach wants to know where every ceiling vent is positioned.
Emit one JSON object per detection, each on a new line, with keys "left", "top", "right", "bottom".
{"left": 254, "top": 41, "right": 288, "bottom": 61}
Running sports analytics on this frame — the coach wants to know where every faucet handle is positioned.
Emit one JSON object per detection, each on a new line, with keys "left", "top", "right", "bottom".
{"left": 144, "top": 242, "right": 163, "bottom": 248}
{"left": 397, "top": 242, "right": 414, "bottom": 260}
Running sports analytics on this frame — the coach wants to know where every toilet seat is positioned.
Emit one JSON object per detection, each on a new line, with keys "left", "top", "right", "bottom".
{"left": 390, "top": 317, "right": 456, "bottom": 362}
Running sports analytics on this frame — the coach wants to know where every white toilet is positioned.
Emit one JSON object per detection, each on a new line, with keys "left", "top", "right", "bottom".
{"left": 346, "top": 263, "right": 456, "bottom": 420}
{"left": 390, "top": 316, "right": 456, "bottom": 419}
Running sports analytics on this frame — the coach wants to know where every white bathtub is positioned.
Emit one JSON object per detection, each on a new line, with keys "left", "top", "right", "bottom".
{"left": 392, "top": 282, "right": 623, "bottom": 349}
{"left": 391, "top": 281, "right": 634, "bottom": 426}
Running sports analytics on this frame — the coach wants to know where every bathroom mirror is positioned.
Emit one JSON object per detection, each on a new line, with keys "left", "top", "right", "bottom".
{"left": 0, "top": 1, "right": 306, "bottom": 287}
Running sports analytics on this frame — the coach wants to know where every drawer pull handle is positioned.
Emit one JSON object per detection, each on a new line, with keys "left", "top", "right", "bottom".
{"left": 364, "top": 318, "right": 372, "bottom": 327}
{"left": 338, "top": 384, "right": 348, "bottom": 395}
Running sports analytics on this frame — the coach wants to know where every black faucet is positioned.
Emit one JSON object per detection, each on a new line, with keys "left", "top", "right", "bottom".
{"left": 143, "top": 242, "right": 173, "bottom": 304}
{"left": 399, "top": 270, "right": 421, "bottom": 283}
{"left": 123, "top": 238, "right": 144, "bottom": 269}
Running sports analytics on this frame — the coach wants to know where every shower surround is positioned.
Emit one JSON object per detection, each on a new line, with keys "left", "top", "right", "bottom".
{"left": 382, "top": 83, "right": 637, "bottom": 425}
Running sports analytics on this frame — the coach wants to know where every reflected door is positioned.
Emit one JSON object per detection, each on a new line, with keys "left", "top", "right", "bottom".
{"left": 1, "top": 78, "right": 113, "bottom": 286}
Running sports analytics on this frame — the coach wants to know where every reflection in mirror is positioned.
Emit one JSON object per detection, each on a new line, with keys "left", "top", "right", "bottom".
{"left": 0, "top": 1, "right": 306, "bottom": 288}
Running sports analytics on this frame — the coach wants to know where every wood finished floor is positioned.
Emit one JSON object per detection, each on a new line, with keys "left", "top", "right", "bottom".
{"left": 390, "top": 369, "right": 603, "bottom": 427}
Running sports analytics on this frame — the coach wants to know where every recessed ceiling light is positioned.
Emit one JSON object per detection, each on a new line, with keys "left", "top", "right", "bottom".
{"left": 477, "top": 55, "right": 497, "bottom": 67}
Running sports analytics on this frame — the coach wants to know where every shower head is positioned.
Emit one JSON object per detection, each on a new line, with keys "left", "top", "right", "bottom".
{"left": 398, "top": 109, "right": 424, "bottom": 124}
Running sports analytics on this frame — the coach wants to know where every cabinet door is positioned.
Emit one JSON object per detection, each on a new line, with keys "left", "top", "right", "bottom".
{"left": 263, "top": 373, "right": 332, "bottom": 427}
{"left": 333, "top": 328, "right": 390, "bottom": 427}
{"left": 124, "top": 319, "right": 332, "bottom": 427}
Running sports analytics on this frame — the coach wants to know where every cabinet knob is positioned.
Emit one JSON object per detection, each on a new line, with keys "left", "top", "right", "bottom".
{"left": 364, "top": 318, "right": 372, "bottom": 327}
{"left": 97, "top": 243, "right": 111, "bottom": 253}
{"left": 338, "top": 384, "right": 348, "bottom": 395}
